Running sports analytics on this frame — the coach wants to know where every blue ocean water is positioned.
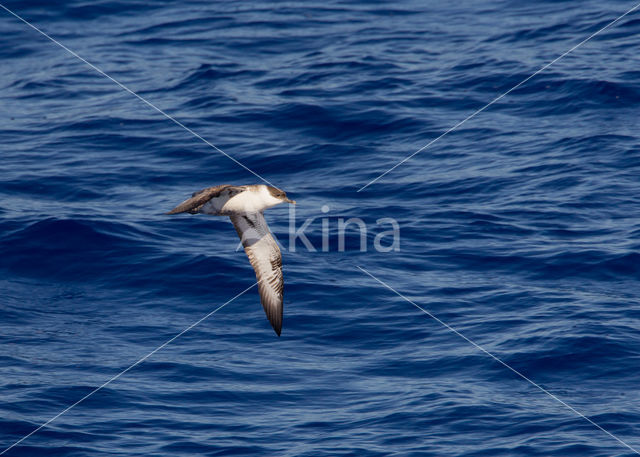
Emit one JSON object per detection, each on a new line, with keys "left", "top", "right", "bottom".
{"left": 2, "top": 0, "right": 640, "bottom": 455}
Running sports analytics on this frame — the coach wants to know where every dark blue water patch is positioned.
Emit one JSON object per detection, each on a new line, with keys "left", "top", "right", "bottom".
{"left": 2, "top": 176, "right": 105, "bottom": 201}
{"left": 503, "top": 335, "right": 640, "bottom": 380}
{"left": 515, "top": 78, "right": 640, "bottom": 114}
{"left": 256, "top": 72, "right": 347, "bottom": 92}
{"left": 62, "top": 1, "right": 164, "bottom": 21}
{"left": 397, "top": 176, "right": 517, "bottom": 201}
{"left": 210, "top": 102, "right": 423, "bottom": 141}
{"left": 538, "top": 250, "right": 640, "bottom": 280}
{"left": 171, "top": 63, "right": 266, "bottom": 91}
{"left": 3, "top": 218, "right": 132, "bottom": 248}
{"left": 489, "top": 20, "right": 579, "bottom": 44}
{"left": 0, "top": 218, "right": 156, "bottom": 283}
{"left": 421, "top": 248, "right": 640, "bottom": 281}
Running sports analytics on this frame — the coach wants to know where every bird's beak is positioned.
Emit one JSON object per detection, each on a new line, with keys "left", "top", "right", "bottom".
{"left": 285, "top": 198, "right": 296, "bottom": 204}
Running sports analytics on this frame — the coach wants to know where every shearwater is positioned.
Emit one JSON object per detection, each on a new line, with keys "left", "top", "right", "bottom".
{"left": 167, "top": 185, "right": 295, "bottom": 336}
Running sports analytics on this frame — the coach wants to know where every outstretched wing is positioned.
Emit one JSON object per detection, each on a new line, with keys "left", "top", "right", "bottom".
{"left": 230, "top": 212, "right": 283, "bottom": 336}
{"left": 167, "top": 185, "right": 245, "bottom": 214}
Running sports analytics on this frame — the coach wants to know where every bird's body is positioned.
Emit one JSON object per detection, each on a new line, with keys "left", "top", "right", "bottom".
{"left": 204, "top": 185, "right": 284, "bottom": 215}
{"left": 167, "top": 184, "right": 295, "bottom": 336}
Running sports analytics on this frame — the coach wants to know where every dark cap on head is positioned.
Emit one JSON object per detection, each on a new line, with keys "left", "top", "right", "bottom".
{"left": 267, "top": 186, "right": 296, "bottom": 204}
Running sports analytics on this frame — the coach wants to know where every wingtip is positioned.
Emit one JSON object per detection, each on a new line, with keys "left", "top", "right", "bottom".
{"left": 271, "top": 318, "right": 282, "bottom": 337}
{"left": 270, "top": 317, "right": 282, "bottom": 336}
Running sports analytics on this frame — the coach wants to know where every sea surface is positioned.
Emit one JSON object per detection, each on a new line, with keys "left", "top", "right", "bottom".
{"left": 1, "top": 1, "right": 640, "bottom": 456}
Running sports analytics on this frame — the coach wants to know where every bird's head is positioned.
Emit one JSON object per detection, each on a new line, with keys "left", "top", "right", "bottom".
{"left": 266, "top": 186, "right": 296, "bottom": 205}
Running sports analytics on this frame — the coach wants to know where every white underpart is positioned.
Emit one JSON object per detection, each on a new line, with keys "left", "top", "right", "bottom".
{"left": 222, "top": 186, "right": 283, "bottom": 214}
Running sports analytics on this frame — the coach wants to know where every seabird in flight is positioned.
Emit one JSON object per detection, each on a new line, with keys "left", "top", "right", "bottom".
{"left": 167, "top": 184, "right": 295, "bottom": 336}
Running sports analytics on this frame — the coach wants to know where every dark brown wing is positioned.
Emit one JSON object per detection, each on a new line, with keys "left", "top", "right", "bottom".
{"left": 167, "top": 185, "right": 244, "bottom": 214}
{"left": 230, "top": 212, "right": 283, "bottom": 336}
